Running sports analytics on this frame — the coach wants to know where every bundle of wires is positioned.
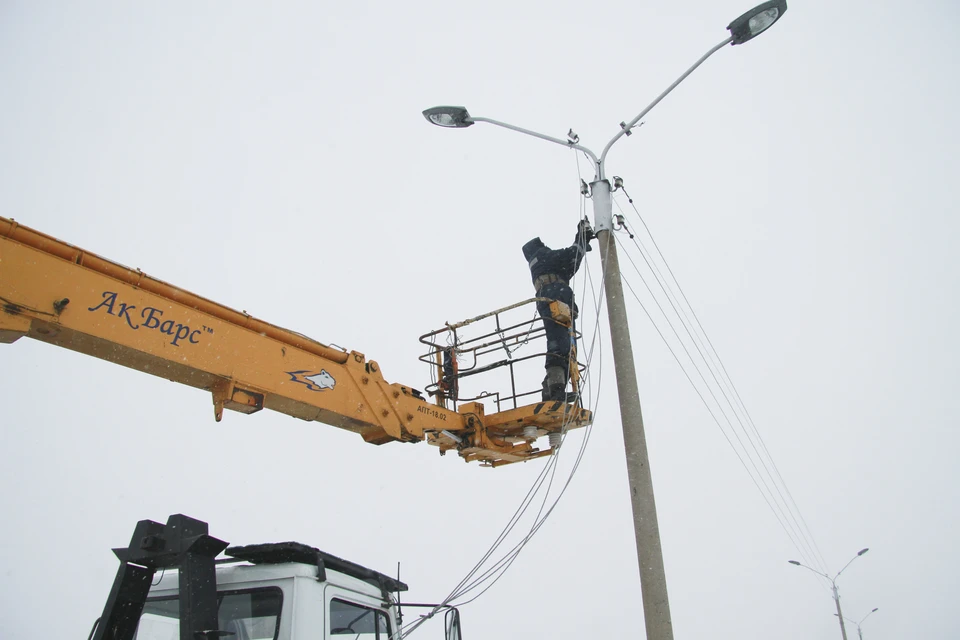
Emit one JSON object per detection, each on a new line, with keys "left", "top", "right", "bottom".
{"left": 397, "top": 202, "right": 607, "bottom": 638}
{"left": 608, "top": 180, "right": 829, "bottom": 583}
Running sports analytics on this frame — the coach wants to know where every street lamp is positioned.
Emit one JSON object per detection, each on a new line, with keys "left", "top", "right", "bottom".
{"left": 423, "top": 4, "right": 788, "bottom": 640}
{"left": 836, "top": 607, "right": 879, "bottom": 640}
{"left": 422, "top": 106, "right": 473, "bottom": 128}
{"left": 789, "top": 549, "right": 870, "bottom": 640}
{"left": 728, "top": 0, "right": 787, "bottom": 44}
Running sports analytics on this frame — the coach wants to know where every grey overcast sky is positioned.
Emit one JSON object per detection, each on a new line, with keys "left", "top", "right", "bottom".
{"left": 1, "top": 1, "right": 958, "bottom": 639}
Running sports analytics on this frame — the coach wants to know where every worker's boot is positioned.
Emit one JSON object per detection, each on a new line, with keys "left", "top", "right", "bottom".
{"left": 542, "top": 366, "right": 567, "bottom": 402}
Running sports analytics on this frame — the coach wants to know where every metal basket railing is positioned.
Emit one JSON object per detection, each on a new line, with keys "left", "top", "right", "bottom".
{"left": 418, "top": 298, "right": 585, "bottom": 413}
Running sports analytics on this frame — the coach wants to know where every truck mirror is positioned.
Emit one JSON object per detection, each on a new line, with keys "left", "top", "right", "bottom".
{"left": 87, "top": 617, "right": 100, "bottom": 640}
{"left": 444, "top": 608, "right": 462, "bottom": 640}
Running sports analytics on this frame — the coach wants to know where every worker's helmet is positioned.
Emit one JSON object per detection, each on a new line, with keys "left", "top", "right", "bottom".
{"left": 522, "top": 237, "right": 545, "bottom": 261}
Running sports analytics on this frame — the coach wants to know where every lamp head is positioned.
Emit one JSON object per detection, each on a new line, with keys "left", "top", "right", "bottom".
{"left": 788, "top": 560, "right": 801, "bottom": 565}
{"left": 422, "top": 106, "right": 474, "bottom": 128}
{"left": 728, "top": 0, "right": 787, "bottom": 45}
{"left": 858, "top": 548, "right": 869, "bottom": 556}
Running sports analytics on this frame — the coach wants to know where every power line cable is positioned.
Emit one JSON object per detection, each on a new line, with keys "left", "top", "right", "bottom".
{"left": 613, "top": 230, "right": 826, "bottom": 574}
{"left": 448, "top": 242, "right": 606, "bottom": 606}
{"left": 446, "top": 243, "right": 605, "bottom": 601}
{"left": 614, "top": 186, "right": 829, "bottom": 573}
{"left": 613, "top": 259, "right": 820, "bottom": 570}
{"left": 399, "top": 194, "right": 607, "bottom": 637}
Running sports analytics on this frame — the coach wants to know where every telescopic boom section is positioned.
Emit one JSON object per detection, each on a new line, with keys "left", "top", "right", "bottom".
{"left": 0, "top": 217, "right": 591, "bottom": 466}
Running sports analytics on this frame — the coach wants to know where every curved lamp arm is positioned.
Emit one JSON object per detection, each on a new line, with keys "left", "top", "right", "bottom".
{"left": 834, "top": 548, "right": 869, "bottom": 581}
{"left": 468, "top": 116, "right": 599, "bottom": 165}
{"left": 423, "top": 1, "right": 788, "bottom": 184}
{"left": 788, "top": 560, "right": 832, "bottom": 583}
{"left": 423, "top": 35, "right": 732, "bottom": 184}
{"left": 598, "top": 36, "right": 733, "bottom": 172}
{"left": 599, "top": 0, "right": 788, "bottom": 173}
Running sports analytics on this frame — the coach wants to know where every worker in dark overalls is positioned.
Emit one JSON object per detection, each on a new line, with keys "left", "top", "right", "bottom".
{"left": 522, "top": 219, "right": 595, "bottom": 401}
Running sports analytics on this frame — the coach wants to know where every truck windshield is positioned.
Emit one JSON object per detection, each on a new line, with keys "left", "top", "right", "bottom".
{"left": 133, "top": 587, "right": 282, "bottom": 640}
{"left": 330, "top": 598, "right": 390, "bottom": 639}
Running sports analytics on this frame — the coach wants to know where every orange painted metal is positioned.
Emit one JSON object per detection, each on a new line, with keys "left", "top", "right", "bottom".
{"left": 0, "top": 216, "right": 592, "bottom": 466}
{"left": 0, "top": 216, "right": 348, "bottom": 365}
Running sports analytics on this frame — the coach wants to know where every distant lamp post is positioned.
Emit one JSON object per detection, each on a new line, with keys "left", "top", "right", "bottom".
{"left": 856, "top": 607, "right": 879, "bottom": 640}
{"left": 423, "top": 5, "right": 788, "bottom": 640}
{"left": 837, "top": 607, "right": 879, "bottom": 640}
{"left": 789, "top": 549, "right": 870, "bottom": 640}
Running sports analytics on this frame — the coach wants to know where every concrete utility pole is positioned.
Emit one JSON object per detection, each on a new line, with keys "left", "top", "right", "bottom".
{"left": 790, "top": 548, "right": 870, "bottom": 640}
{"left": 832, "top": 582, "right": 849, "bottom": 640}
{"left": 423, "top": 3, "right": 788, "bottom": 638}
{"left": 592, "top": 177, "right": 673, "bottom": 635}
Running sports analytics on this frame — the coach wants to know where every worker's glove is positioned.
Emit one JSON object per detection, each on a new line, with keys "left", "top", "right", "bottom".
{"left": 577, "top": 219, "right": 596, "bottom": 249}
{"left": 577, "top": 218, "right": 596, "bottom": 239}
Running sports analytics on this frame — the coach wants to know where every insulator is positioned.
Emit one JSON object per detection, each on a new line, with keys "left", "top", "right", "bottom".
{"left": 523, "top": 425, "right": 538, "bottom": 440}
{"left": 549, "top": 432, "right": 563, "bottom": 449}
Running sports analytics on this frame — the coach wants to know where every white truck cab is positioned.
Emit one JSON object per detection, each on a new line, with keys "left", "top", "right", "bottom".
{"left": 90, "top": 516, "right": 462, "bottom": 640}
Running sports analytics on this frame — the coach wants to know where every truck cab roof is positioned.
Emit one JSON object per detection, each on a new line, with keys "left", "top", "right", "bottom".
{"left": 148, "top": 541, "right": 406, "bottom": 600}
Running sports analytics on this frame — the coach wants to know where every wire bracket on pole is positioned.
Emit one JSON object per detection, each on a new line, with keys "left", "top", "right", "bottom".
{"left": 619, "top": 121, "right": 644, "bottom": 137}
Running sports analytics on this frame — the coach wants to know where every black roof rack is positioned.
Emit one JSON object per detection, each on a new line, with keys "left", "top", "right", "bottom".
{"left": 226, "top": 542, "right": 408, "bottom": 595}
